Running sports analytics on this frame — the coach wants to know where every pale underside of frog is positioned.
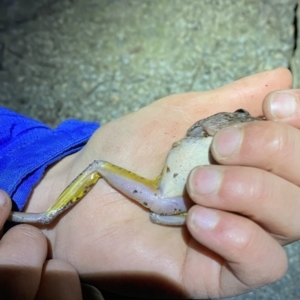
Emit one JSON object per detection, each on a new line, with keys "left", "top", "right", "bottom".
{"left": 10, "top": 109, "right": 264, "bottom": 226}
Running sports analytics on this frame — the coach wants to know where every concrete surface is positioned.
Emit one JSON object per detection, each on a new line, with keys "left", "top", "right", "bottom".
{"left": 0, "top": 0, "right": 300, "bottom": 299}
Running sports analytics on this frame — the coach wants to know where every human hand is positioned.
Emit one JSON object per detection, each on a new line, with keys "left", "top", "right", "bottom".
{"left": 27, "top": 68, "right": 293, "bottom": 298}
{"left": 185, "top": 87, "right": 300, "bottom": 297}
{"left": 0, "top": 191, "right": 82, "bottom": 300}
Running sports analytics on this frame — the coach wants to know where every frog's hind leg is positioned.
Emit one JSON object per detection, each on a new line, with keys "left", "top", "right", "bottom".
{"left": 10, "top": 161, "right": 103, "bottom": 224}
{"left": 10, "top": 160, "right": 188, "bottom": 225}
{"left": 10, "top": 160, "right": 168, "bottom": 225}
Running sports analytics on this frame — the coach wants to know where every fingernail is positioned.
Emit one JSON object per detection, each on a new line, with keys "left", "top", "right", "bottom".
{"left": 0, "top": 191, "right": 8, "bottom": 207}
{"left": 212, "top": 127, "right": 243, "bottom": 159}
{"left": 269, "top": 91, "right": 297, "bottom": 119}
{"left": 191, "top": 207, "right": 219, "bottom": 230}
{"left": 189, "top": 167, "right": 222, "bottom": 195}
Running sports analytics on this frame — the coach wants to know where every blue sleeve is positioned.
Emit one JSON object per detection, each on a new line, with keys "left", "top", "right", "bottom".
{"left": 0, "top": 107, "right": 100, "bottom": 211}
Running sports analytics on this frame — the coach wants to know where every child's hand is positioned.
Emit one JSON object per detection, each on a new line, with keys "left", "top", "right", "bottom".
{"left": 28, "top": 68, "right": 294, "bottom": 299}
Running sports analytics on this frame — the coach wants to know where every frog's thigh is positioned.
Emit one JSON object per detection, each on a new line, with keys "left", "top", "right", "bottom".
{"left": 150, "top": 212, "right": 187, "bottom": 225}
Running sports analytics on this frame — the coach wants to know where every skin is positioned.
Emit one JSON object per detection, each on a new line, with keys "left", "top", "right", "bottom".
{"left": 3, "top": 67, "right": 299, "bottom": 298}
{"left": 0, "top": 191, "right": 82, "bottom": 300}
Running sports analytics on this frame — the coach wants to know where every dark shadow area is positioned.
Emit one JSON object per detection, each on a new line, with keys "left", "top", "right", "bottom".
{"left": 0, "top": 0, "right": 65, "bottom": 32}
{"left": 289, "top": 2, "right": 298, "bottom": 71}
{"left": 0, "top": 263, "right": 80, "bottom": 300}
{"left": 83, "top": 270, "right": 188, "bottom": 299}
{"left": 293, "top": 3, "right": 298, "bottom": 54}
{"left": 0, "top": 263, "right": 190, "bottom": 299}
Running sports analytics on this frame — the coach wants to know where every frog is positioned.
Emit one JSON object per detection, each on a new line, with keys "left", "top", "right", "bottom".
{"left": 9, "top": 109, "right": 264, "bottom": 226}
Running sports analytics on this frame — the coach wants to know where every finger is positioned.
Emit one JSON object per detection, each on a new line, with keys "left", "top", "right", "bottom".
{"left": 212, "top": 67, "right": 292, "bottom": 116}
{"left": 0, "top": 190, "right": 11, "bottom": 229}
{"left": 159, "top": 67, "right": 292, "bottom": 120}
{"left": 134, "top": 67, "right": 292, "bottom": 132}
{"left": 211, "top": 120, "right": 300, "bottom": 185}
{"left": 35, "top": 259, "right": 82, "bottom": 300}
{"left": 0, "top": 224, "right": 47, "bottom": 300}
{"left": 187, "top": 165, "right": 300, "bottom": 244}
{"left": 186, "top": 206, "right": 288, "bottom": 298}
{"left": 263, "top": 89, "right": 300, "bottom": 127}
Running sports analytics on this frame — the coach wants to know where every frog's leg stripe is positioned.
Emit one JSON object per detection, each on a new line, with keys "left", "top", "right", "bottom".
{"left": 46, "top": 170, "right": 100, "bottom": 213}
{"left": 98, "top": 161, "right": 160, "bottom": 191}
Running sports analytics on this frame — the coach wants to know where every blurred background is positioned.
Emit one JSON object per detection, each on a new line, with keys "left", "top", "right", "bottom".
{"left": 1, "top": 0, "right": 300, "bottom": 299}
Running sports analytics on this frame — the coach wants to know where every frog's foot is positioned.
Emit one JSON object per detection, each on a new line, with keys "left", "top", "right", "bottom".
{"left": 10, "top": 211, "right": 54, "bottom": 224}
{"left": 150, "top": 212, "right": 187, "bottom": 226}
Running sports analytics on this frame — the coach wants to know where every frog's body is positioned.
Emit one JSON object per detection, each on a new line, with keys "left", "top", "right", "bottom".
{"left": 10, "top": 109, "right": 263, "bottom": 226}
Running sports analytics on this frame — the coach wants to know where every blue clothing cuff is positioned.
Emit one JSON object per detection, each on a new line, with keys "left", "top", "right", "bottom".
{"left": 0, "top": 107, "right": 100, "bottom": 210}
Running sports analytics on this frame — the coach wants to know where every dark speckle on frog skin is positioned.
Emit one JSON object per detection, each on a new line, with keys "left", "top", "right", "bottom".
{"left": 173, "top": 173, "right": 178, "bottom": 178}
{"left": 166, "top": 166, "right": 170, "bottom": 173}
{"left": 143, "top": 202, "right": 148, "bottom": 206}
{"left": 133, "top": 190, "right": 138, "bottom": 193}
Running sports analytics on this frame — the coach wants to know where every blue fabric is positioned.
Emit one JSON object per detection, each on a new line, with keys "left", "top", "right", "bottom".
{"left": 0, "top": 107, "right": 100, "bottom": 210}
